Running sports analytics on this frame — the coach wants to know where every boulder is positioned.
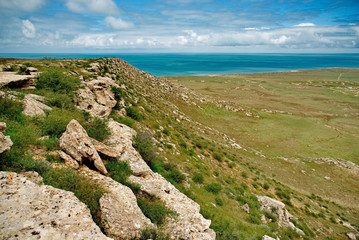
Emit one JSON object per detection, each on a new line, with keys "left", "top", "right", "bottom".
{"left": 106, "top": 120, "right": 215, "bottom": 240}
{"left": 0, "top": 71, "right": 35, "bottom": 89}
{"left": 0, "top": 171, "right": 111, "bottom": 240}
{"left": 59, "top": 119, "right": 108, "bottom": 175}
{"left": 91, "top": 138, "right": 120, "bottom": 159}
{"left": 79, "top": 166, "right": 153, "bottom": 239}
{"left": 257, "top": 196, "right": 304, "bottom": 235}
{"left": 22, "top": 94, "right": 52, "bottom": 116}
{"left": 241, "top": 203, "right": 250, "bottom": 213}
{"left": 262, "top": 235, "right": 277, "bottom": 240}
{"left": 0, "top": 122, "right": 13, "bottom": 154}
{"left": 57, "top": 150, "right": 80, "bottom": 170}
{"left": 75, "top": 77, "right": 117, "bottom": 118}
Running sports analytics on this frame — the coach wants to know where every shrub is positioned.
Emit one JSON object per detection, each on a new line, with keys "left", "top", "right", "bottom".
{"left": 178, "top": 138, "right": 187, "bottom": 149}
{"left": 126, "top": 106, "right": 143, "bottom": 121}
{"left": 85, "top": 117, "right": 110, "bottom": 142}
{"left": 192, "top": 173, "right": 204, "bottom": 184}
{"left": 204, "top": 183, "right": 222, "bottom": 194}
{"left": 165, "top": 167, "right": 186, "bottom": 184}
{"left": 113, "top": 115, "right": 136, "bottom": 128}
{"left": 42, "top": 168, "right": 106, "bottom": 224}
{"left": 137, "top": 197, "right": 177, "bottom": 225}
{"left": 41, "top": 108, "right": 85, "bottom": 138}
{"left": 275, "top": 187, "right": 291, "bottom": 201}
{"left": 36, "top": 67, "right": 80, "bottom": 96}
{"left": 263, "top": 182, "right": 270, "bottom": 190}
{"left": 105, "top": 161, "right": 140, "bottom": 191}
{"left": 131, "top": 228, "right": 170, "bottom": 240}
{"left": 213, "top": 152, "right": 223, "bottom": 162}
{"left": 17, "top": 65, "right": 30, "bottom": 75}
{"left": 46, "top": 93, "right": 74, "bottom": 110}
{"left": 3, "top": 65, "right": 17, "bottom": 71}
{"left": 215, "top": 197, "right": 224, "bottom": 206}
{"left": 134, "top": 131, "right": 156, "bottom": 167}
{"left": 0, "top": 97, "right": 24, "bottom": 121}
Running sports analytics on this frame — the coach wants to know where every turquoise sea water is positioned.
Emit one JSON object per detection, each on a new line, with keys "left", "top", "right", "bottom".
{"left": 1, "top": 53, "right": 358, "bottom": 76}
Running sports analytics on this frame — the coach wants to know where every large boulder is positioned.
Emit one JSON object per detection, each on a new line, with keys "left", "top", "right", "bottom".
{"left": 0, "top": 171, "right": 111, "bottom": 240}
{"left": 59, "top": 119, "right": 108, "bottom": 175}
{"left": 79, "top": 166, "right": 153, "bottom": 239}
{"left": 0, "top": 122, "right": 13, "bottom": 154}
{"left": 106, "top": 120, "right": 216, "bottom": 240}
{"left": 22, "top": 94, "right": 52, "bottom": 117}
{"left": 75, "top": 77, "right": 117, "bottom": 118}
{"left": 257, "top": 196, "right": 304, "bottom": 235}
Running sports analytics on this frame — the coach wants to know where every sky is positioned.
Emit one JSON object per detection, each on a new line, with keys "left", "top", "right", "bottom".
{"left": 0, "top": 0, "right": 358, "bottom": 53}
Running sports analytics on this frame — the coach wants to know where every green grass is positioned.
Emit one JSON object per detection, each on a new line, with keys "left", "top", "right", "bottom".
{"left": 137, "top": 196, "right": 177, "bottom": 225}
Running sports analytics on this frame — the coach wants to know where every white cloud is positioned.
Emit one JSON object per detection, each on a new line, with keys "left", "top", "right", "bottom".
{"left": 105, "top": 16, "right": 134, "bottom": 29}
{"left": 66, "top": 0, "right": 120, "bottom": 15}
{"left": 295, "top": 23, "right": 316, "bottom": 27}
{"left": 0, "top": 0, "right": 45, "bottom": 12}
{"left": 22, "top": 20, "right": 36, "bottom": 38}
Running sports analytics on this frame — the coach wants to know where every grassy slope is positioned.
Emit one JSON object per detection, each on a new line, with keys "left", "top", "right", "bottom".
{"left": 1, "top": 58, "right": 358, "bottom": 240}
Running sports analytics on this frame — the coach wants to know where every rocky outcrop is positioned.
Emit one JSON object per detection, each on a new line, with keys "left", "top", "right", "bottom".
{"left": 59, "top": 119, "right": 108, "bottom": 175}
{"left": 257, "top": 195, "right": 304, "bottom": 235}
{"left": 91, "top": 138, "right": 120, "bottom": 159}
{"left": 22, "top": 94, "right": 52, "bottom": 116}
{"left": 78, "top": 166, "right": 153, "bottom": 239}
{"left": 0, "top": 71, "right": 35, "bottom": 89}
{"left": 75, "top": 77, "right": 117, "bottom": 118}
{"left": 0, "top": 171, "right": 111, "bottom": 240}
{"left": 106, "top": 120, "right": 215, "bottom": 240}
{"left": 0, "top": 122, "right": 13, "bottom": 154}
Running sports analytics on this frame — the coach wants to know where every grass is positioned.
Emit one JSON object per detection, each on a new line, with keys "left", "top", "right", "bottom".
{"left": 137, "top": 196, "right": 177, "bottom": 225}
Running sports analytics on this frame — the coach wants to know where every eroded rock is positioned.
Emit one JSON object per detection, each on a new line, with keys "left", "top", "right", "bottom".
{"left": 22, "top": 94, "right": 52, "bottom": 116}
{"left": 78, "top": 166, "right": 153, "bottom": 239}
{"left": 0, "top": 122, "right": 13, "bottom": 154}
{"left": 257, "top": 195, "right": 304, "bottom": 235}
{"left": 59, "top": 119, "right": 108, "bottom": 175}
{"left": 75, "top": 77, "right": 117, "bottom": 118}
{"left": 0, "top": 171, "right": 111, "bottom": 240}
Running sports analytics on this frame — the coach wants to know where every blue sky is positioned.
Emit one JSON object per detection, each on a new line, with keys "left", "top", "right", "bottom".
{"left": 0, "top": 0, "right": 358, "bottom": 53}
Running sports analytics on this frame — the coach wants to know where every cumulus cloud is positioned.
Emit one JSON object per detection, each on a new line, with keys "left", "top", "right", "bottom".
{"left": 0, "top": 0, "right": 45, "bottom": 12}
{"left": 105, "top": 16, "right": 134, "bottom": 29}
{"left": 22, "top": 20, "right": 36, "bottom": 38}
{"left": 295, "top": 23, "right": 316, "bottom": 27}
{"left": 66, "top": 0, "right": 120, "bottom": 15}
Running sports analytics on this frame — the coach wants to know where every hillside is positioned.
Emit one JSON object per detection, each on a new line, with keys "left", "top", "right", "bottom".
{"left": 0, "top": 57, "right": 358, "bottom": 240}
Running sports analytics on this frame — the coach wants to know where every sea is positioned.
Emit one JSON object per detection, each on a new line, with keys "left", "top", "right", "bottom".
{"left": 1, "top": 53, "right": 358, "bottom": 77}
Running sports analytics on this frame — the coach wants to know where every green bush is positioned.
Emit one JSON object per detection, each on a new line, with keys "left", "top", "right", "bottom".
{"left": 213, "top": 152, "right": 223, "bottom": 162}
{"left": 46, "top": 93, "right": 75, "bottom": 110}
{"left": 165, "top": 167, "right": 186, "bottom": 184}
{"left": 134, "top": 131, "right": 156, "bottom": 167}
{"left": 263, "top": 182, "right": 270, "bottom": 190}
{"left": 85, "top": 117, "right": 110, "bottom": 142}
{"left": 137, "top": 197, "right": 176, "bottom": 225}
{"left": 131, "top": 228, "right": 170, "bottom": 240}
{"left": 275, "top": 187, "right": 291, "bottom": 201}
{"left": 215, "top": 197, "right": 224, "bottom": 206}
{"left": 192, "top": 173, "right": 204, "bottom": 184}
{"left": 42, "top": 168, "right": 106, "bottom": 224}
{"left": 113, "top": 115, "right": 136, "bottom": 128}
{"left": 36, "top": 67, "right": 80, "bottom": 95}
{"left": 41, "top": 108, "right": 85, "bottom": 138}
{"left": 0, "top": 97, "right": 24, "bottom": 121}
{"left": 3, "top": 65, "right": 17, "bottom": 71}
{"left": 105, "top": 161, "right": 140, "bottom": 191}
{"left": 17, "top": 65, "right": 30, "bottom": 75}
{"left": 204, "top": 183, "right": 222, "bottom": 194}
{"left": 126, "top": 106, "right": 143, "bottom": 121}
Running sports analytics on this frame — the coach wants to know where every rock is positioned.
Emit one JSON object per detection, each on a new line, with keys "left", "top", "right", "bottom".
{"left": 21, "top": 171, "right": 44, "bottom": 185}
{"left": 262, "top": 235, "right": 276, "bottom": 240}
{"left": 0, "top": 71, "right": 35, "bottom": 89}
{"left": 0, "top": 122, "right": 13, "bottom": 154}
{"left": 27, "top": 67, "right": 38, "bottom": 72}
{"left": 91, "top": 138, "right": 120, "bottom": 159}
{"left": 0, "top": 171, "right": 111, "bottom": 240}
{"left": 106, "top": 120, "right": 215, "bottom": 240}
{"left": 22, "top": 94, "right": 52, "bottom": 116}
{"left": 346, "top": 232, "right": 357, "bottom": 240}
{"left": 79, "top": 166, "right": 152, "bottom": 239}
{"left": 257, "top": 196, "right": 304, "bottom": 235}
{"left": 241, "top": 203, "right": 250, "bottom": 213}
{"left": 75, "top": 77, "right": 117, "bottom": 118}
{"left": 57, "top": 150, "right": 80, "bottom": 170}
{"left": 261, "top": 215, "right": 267, "bottom": 224}
{"left": 59, "top": 119, "right": 108, "bottom": 175}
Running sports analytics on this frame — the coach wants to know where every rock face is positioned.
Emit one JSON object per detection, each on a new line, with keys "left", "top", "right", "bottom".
{"left": 79, "top": 166, "right": 153, "bottom": 239}
{"left": 0, "top": 71, "right": 35, "bottom": 89}
{"left": 0, "top": 122, "right": 13, "bottom": 154}
{"left": 0, "top": 171, "right": 111, "bottom": 240}
{"left": 22, "top": 94, "right": 52, "bottom": 116}
{"left": 59, "top": 119, "right": 108, "bottom": 175}
{"left": 75, "top": 77, "right": 117, "bottom": 118}
{"left": 257, "top": 195, "right": 304, "bottom": 235}
{"left": 106, "top": 120, "right": 216, "bottom": 240}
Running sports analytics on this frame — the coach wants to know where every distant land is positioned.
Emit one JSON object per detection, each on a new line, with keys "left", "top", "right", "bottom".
{"left": 0, "top": 53, "right": 358, "bottom": 76}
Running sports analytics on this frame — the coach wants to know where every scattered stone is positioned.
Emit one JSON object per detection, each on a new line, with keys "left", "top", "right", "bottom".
{"left": 261, "top": 215, "right": 267, "bottom": 224}
{"left": 0, "top": 171, "right": 111, "bottom": 240}
{"left": 262, "top": 235, "right": 277, "bottom": 240}
{"left": 22, "top": 94, "right": 52, "bottom": 116}
{"left": 59, "top": 119, "right": 108, "bottom": 175}
{"left": 79, "top": 166, "right": 152, "bottom": 239}
{"left": 346, "top": 232, "right": 357, "bottom": 240}
{"left": 241, "top": 203, "right": 250, "bottom": 213}
{"left": 0, "top": 122, "right": 13, "bottom": 154}
{"left": 257, "top": 196, "right": 304, "bottom": 235}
